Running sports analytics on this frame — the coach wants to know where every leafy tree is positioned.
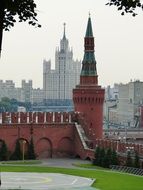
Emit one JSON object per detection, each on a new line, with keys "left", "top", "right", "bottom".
{"left": 93, "top": 146, "right": 101, "bottom": 166}
{"left": 0, "top": 0, "right": 41, "bottom": 56}
{"left": 0, "top": 97, "right": 18, "bottom": 112}
{"left": 10, "top": 139, "right": 22, "bottom": 160}
{"left": 134, "top": 151, "right": 140, "bottom": 168}
{"left": 27, "top": 137, "right": 36, "bottom": 159}
{"left": 106, "top": 0, "right": 143, "bottom": 16}
{"left": 0, "top": 97, "right": 11, "bottom": 112}
{"left": 0, "top": 140, "right": 8, "bottom": 161}
{"left": 126, "top": 151, "right": 133, "bottom": 167}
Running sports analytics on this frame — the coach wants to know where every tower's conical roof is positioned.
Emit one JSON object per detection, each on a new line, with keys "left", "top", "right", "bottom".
{"left": 81, "top": 15, "right": 97, "bottom": 77}
{"left": 85, "top": 16, "right": 93, "bottom": 37}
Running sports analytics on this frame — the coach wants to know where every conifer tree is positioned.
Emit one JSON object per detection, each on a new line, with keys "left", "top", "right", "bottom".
{"left": 134, "top": 151, "right": 140, "bottom": 168}
{"left": 0, "top": 140, "right": 8, "bottom": 161}
{"left": 10, "top": 139, "right": 22, "bottom": 160}
{"left": 126, "top": 151, "right": 133, "bottom": 167}
{"left": 28, "top": 137, "right": 36, "bottom": 160}
{"left": 93, "top": 146, "right": 101, "bottom": 166}
{"left": 100, "top": 148, "right": 106, "bottom": 167}
{"left": 111, "top": 149, "right": 118, "bottom": 165}
{"left": 104, "top": 148, "right": 112, "bottom": 168}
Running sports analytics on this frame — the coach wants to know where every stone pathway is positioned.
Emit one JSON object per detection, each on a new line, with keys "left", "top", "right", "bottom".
{"left": 41, "top": 158, "right": 91, "bottom": 168}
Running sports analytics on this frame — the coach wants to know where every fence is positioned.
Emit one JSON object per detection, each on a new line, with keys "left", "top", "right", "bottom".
{"left": 110, "top": 165, "right": 143, "bottom": 176}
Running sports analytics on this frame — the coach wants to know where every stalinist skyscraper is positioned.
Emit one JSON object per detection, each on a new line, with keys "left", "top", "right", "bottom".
{"left": 43, "top": 24, "right": 81, "bottom": 106}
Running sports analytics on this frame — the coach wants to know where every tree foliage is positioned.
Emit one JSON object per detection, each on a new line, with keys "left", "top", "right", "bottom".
{"left": 104, "top": 148, "right": 112, "bottom": 168}
{"left": 0, "top": 0, "right": 41, "bottom": 55}
{"left": 0, "top": 97, "right": 17, "bottom": 112}
{"left": 111, "top": 149, "right": 118, "bottom": 165}
{"left": 93, "top": 146, "right": 101, "bottom": 166}
{"left": 10, "top": 139, "right": 22, "bottom": 160}
{"left": 134, "top": 151, "right": 140, "bottom": 168}
{"left": 126, "top": 151, "right": 133, "bottom": 167}
{"left": 27, "top": 137, "right": 36, "bottom": 159}
{"left": 93, "top": 147, "right": 118, "bottom": 168}
{"left": 0, "top": 140, "right": 8, "bottom": 161}
{"left": 106, "top": 0, "right": 143, "bottom": 16}
{"left": 2, "top": 0, "right": 41, "bottom": 31}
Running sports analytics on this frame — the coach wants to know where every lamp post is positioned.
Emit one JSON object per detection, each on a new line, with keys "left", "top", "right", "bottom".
{"left": 22, "top": 140, "right": 26, "bottom": 162}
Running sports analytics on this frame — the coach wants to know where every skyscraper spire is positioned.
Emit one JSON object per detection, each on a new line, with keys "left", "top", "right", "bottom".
{"left": 63, "top": 22, "right": 66, "bottom": 39}
{"left": 80, "top": 15, "right": 97, "bottom": 81}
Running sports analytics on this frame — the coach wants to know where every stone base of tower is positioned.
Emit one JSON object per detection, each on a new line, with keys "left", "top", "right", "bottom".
{"left": 73, "top": 84, "right": 105, "bottom": 140}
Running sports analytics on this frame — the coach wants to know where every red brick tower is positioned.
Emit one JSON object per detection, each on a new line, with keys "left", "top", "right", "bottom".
{"left": 73, "top": 15, "right": 105, "bottom": 139}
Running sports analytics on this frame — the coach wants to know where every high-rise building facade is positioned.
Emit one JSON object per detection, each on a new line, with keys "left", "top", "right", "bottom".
{"left": 0, "top": 80, "right": 22, "bottom": 101}
{"left": 117, "top": 80, "right": 143, "bottom": 127}
{"left": 43, "top": 24, "right": 81, "bottom": 102}
{"left": 104, "top": 80, "right": 143, "bottom": 128}
{"left": 0, "top": 80, "right": 43, "bottom": 104}
{"left": 21, "top": 80, "right": 33, "bottom": 102}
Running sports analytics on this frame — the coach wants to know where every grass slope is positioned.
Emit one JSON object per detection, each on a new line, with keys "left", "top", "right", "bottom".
{"left": 1, "top": 160, "right": 41, "bottom": 165}
{"left": 0, "top": 165, "right": 142, "bottom": 190}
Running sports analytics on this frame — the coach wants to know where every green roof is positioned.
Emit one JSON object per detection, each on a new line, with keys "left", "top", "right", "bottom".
{"left": 83, "top": 52, "right": 95, "bottom": 63}
{"left": 85, "top": 17, "right": 93, "bottom": 37}
{"left": 81, "top": 16, "right": 97, "bottom": 76}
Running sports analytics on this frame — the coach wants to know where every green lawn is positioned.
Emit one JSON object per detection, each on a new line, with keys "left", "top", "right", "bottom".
{"left": 0, "top": 165, "right": 142, "bottom": 190}
{"left": 73, "top": 163, "right": 109, "bottom": 170}
{"left": 1, "top": 160, "right": 41, "bottom": 165}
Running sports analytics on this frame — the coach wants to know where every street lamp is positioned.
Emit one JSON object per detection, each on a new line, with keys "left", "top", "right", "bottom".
{"left": 22, "top": 140, "right": 26, "bottom": 162}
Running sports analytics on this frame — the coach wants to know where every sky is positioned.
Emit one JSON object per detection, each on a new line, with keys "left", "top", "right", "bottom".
{"left": 0, "top": 0, "right": 143, "bottom": 88}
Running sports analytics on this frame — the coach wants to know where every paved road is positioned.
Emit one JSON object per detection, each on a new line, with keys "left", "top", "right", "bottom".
{"left": 41, "top": 158, "right": 91, "bottom": 168}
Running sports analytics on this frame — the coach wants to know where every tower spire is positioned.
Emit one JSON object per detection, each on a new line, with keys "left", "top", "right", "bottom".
{"left": 63, "top": 22, "right": 66, "bottom": 39}
{"left": 85, "top": 14, "right": 93, "bottom": 37}
{"left": 73, "top": 15, "right": 105, "bottom": 140}
{"left": 80, "top": 15, "right": 98, "bottom": 84}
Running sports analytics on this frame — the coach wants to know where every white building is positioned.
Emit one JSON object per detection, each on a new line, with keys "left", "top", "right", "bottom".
{"left": 0, "top": 80, "right": 43, "bottom": 104}
{"left": 105, "top": 84, "right": 119, "bottom": 100}
{"left": 43, "top": 24, "right": 81, "bottom": 102}
{"left": 21, "top": 80, "right": 33, "bottom": 102}
{"left": 117, "top": 80, "right": 143, "bottom": 127}
{"left": 32, "top": 88, "right": 44, "bottom": 103}
{"left": 104, "top": 80, "right": 143, "bottom": 128}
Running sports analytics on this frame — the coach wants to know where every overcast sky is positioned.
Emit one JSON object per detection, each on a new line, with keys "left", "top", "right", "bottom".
{"left": 0, "top": 0, "right": 143, "bottom": 88}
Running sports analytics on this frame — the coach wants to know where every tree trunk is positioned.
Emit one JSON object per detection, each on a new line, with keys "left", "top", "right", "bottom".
{"left": 0, "top": 1, "right": 5, "bottom": 57}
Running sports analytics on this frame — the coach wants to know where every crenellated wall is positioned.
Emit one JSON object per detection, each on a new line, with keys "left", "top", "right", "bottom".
{"left": 93, "top": 138, "right": 143, "bottom": 166}
{"left": 1, "top": 112, "right": 75, "bottom": 124}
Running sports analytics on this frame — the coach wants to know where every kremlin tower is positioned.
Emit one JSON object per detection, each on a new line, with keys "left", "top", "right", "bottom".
{"left": 73, "top": 15, "right": 105, "bottom": 140}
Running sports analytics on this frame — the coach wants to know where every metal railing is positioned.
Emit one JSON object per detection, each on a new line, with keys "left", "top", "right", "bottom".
{"left": 110, "top": 165, "right": 143, "bottom": 176}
